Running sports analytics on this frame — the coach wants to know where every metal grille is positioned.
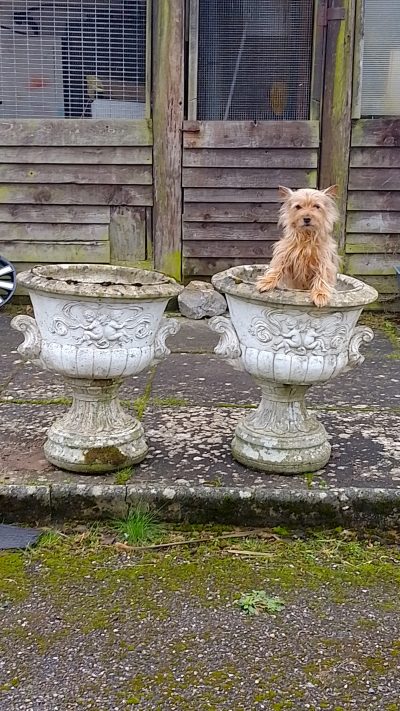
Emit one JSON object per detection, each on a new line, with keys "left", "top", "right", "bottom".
{"left": 0, "top": 0, "right": 147, "bottom": 119}
{"left": 361, "top": 0, "right": 400, "bottom": 117}
{"left": 197, "top": 0, "right": 314, "bottom": 121}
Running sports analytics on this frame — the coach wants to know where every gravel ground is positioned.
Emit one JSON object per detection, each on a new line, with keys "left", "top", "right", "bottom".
{"left": 1, "top": 529, "right": 400, "bottom": 710}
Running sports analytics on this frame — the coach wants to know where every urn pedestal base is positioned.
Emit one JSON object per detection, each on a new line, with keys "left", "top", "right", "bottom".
{"left": 231, "top": 382, "right": 331, "bottom": 474}
{"left": 44, "top": 378, "right": 148, "bottom": 473}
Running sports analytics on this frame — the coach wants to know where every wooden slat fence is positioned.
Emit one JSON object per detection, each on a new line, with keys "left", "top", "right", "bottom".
{"left": 182, "top": 120, "right": 319, "bottom": 277}
{"left": 346, "top": 119, "right": 400, "bottom": 309}
{"left": 0, "top": 119, "right": 153, "bottom": 282}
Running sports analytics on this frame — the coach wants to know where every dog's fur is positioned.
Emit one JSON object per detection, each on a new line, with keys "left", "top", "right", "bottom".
{"left": 256, "top": 185, "right": 340, "bottom": 307}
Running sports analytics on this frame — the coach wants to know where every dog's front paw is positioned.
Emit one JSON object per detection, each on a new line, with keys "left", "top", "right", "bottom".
{"left": 311, "top": 289, "right": 330, "bottom": 308}
{"left": 256, "top": 274, "right": 278, "bottom": 293}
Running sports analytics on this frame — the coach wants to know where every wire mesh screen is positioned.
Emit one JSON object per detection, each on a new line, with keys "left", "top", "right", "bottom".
{"left": 196, "top": 0, "right": 314, "bottom": 121}
{"left": 0, "top": 0, "right": 147, "bottom": 119}
{"left": 361, "top": 0, "right": 400, "bottom": 117}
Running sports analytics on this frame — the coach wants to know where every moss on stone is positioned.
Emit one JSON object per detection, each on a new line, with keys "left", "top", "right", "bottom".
{"left": 84, "top": 446, "right": 128, "bottom": 468}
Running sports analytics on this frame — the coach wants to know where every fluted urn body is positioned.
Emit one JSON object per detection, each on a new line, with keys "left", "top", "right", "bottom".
{"left": 210, "top": 265, "right": 378, "bottom": 474}
{"left": 12, "top": 264, "right": 183, "bottom": 473}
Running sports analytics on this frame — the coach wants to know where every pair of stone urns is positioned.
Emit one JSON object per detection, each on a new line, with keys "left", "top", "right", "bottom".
{"left": 12, "top": 264, "right": 377, "bottom": 475}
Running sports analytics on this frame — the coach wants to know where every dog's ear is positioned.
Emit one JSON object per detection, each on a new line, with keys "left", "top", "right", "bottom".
{"left": 278, "top": 185, "right": 293, "bottom": 199}
{"left": 323, "top": 185, "right": 338, "bottom": 198}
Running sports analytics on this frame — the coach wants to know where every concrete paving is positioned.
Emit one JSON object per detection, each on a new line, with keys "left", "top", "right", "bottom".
{"left": 0, "top": 311, "right": 400, "bottom": 524}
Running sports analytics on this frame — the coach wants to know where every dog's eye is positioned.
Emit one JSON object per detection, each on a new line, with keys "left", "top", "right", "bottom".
{"left": 313, "top": 204, "right": 321, "bottom": 209}
{"left": 295, "top": 204, "right": 301, "bottom": 210}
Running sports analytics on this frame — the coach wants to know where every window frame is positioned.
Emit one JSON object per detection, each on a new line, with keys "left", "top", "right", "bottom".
{"left": 187, "top": 0, "right": 324, "bottom": 122}
{"left": 0, "top": 0, "right": 152, "bottom": 121}
{"left": 352, "top": 0, "right": 400, "bottom": 120}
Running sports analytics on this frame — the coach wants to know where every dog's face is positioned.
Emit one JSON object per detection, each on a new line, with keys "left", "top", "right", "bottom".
{"left": 278, "top": 186, "right": 339, "bottom": 234}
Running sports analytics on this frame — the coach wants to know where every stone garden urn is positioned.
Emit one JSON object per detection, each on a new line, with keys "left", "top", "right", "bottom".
{"left": 210, "top": 265, "right": 378, "bottom": 474}
{"left": 11, "top": 264, "right": 183, "bottom": 473}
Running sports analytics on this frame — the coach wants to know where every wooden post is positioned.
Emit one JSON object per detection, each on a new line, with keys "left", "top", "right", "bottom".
{"left": 319, "top": 0, "right": 357, "bottom": 252}
{"left": 152, "top": 0, "right": 185, "bottom": 281}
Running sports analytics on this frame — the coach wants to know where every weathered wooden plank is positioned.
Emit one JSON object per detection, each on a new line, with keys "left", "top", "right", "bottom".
{"left": 152, "top": 0, "right": 184, "bottom": 280}
{"left": 319, "top": 0, "right": 356, "bottom": 251}
{"left": 183, "top": 240, "right": 274, "bottom": 258}
{"left": 184, "top": 223, "right": 280, "bottom": 241}
{"left": 0, "top": 147, "right": 153, "bottom": 165}
{"left": 145, "top": 206, "right": 153, "bottom": 260}
{"left": 0, "top": 164, "right": 152, "bottom": 185}
{"left": 184, "top": 188, "right": 282, "bottom": 203}
{"left": 0, "top": 119, "right": 153, "bottom": 146}
{"left": 351, "top": 0, "right": 364, "bottom": 119}
{"left": 183, "top": 168, "right": 317, "bottom": 189}
{"left": 187, "top": 0, "right": 199, "bottom": 120}
{"left": 310, "top": 0, "right": 326, "bottom": 120}
{"left": 110, "top": 207, "right": 146, "bottom": 264}
{"left": 357, "top": 275, "right": 398, "bottom": 294}
{"left": 349, "top": 169, "right": 400, "bottom": 191}
{"left": 0, "top": 205, "right": 110, "bottom": 224}
{"left": 347, "top": 212, "right": 400, "bottom": 233}
{"left": 183, "top": 149, "right": 318, "bottom": 169}
{"left": 346, "top": 253, "right": 399, "bottom": 276}
{"left": 352, "top": 119, "right": 400, "bottom": 147}
{"left": 0, "top": 185, "right": 153, "bottom": 206}
{"left": 183, "top": 256, "right": 269, "bottom": 277}
{"left": 364, "top": 297, "right": 400, "bottom": 312}
{"left": 0, "top": 223, "right": 109, "bottom": 241}
{"left": 183, "top": 121, "right": 320, "bottom": 149}
{"left": 346, "top": 234, "right": 400, "bottom": 253}
{"left": 347, "top": 191, "right": 400, "bottom": 211}
{"left": 184, "top": 203, "right": 279, "bottom": 223}
{"left": 350, "top": 148, "right": 400, "bottom": 168}
{"left": 0, "top": 240, "right": 110, "bottom": 263}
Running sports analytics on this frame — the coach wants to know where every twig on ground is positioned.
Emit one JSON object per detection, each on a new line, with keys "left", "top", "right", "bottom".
{"left": 113, "top": 528, "right": 278, "bottom": 552}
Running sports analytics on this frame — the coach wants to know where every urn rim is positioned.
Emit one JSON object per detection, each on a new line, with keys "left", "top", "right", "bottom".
{"left": 211, "top": 265, "right": 378, "bottom": 308}
{"left": 16, "top": 264, "right": 183, "bottom": 300}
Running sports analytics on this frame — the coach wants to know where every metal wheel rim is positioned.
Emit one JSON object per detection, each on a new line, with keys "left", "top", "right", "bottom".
{"left": 0, "top": 257, "right": 17, "bottom": 307}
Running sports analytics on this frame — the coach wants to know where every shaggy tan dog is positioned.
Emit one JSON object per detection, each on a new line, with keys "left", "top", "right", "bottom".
{"left": 257, "top": 185, "right": 340, "bottom": 307}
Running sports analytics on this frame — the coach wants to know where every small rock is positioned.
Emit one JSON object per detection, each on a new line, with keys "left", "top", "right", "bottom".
{"left": 178, "top": 280, "right": 227, "bottom": 320}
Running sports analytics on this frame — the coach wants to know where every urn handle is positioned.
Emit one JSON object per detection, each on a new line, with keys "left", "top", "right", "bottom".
{"left": 347, "top": 325, "right": 374, "bottom": 369}
{"left": 154, "top": 317, "right": 180, "bottom": 361}
{"left": 11, "top": 314, "right": 42, "bottom": 362}
{"left": 209, "top": 315, "right": 242, "bottom": 360}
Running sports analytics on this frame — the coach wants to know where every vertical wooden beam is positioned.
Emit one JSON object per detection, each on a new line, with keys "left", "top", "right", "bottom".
{"left": 145, "top": 0, "right": 153, "bottom": 119}
{"left": 310, "top": 0, "right": 328, "bottom": 121}
{"left": 319, "top": 0, "right": 357, "bottom": 252}
{"left": 187, "top": 0, "right": 199, "bottom": 120}
{"left": 152, "top": 0, "right": 185, "bottom": 281}
{"left": 351, "top": 0, "right": 364, "bottom": 119}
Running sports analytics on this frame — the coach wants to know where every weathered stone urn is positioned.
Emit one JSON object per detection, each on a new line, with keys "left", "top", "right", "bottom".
{"left": 210, "top": 265, "right": 378, "bottom": 474}
{"left": 11, "top": 264, "right": 183, "bottom": 473}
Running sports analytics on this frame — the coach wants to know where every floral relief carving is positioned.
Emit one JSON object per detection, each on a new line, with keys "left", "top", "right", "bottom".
{"left": 50, "top": 303, "right": 154, "bottom": 349}
{"left": 249, "top": 309, "right": 350, "bottom": 355}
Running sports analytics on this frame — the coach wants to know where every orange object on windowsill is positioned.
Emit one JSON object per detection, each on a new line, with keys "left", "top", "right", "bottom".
{"left": 28, "top": 77, "right": 51, "bottom": 89}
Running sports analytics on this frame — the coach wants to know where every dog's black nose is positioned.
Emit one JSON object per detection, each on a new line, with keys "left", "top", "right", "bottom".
{"left": 303, "top": 217, "right": 311, "bottom": 225}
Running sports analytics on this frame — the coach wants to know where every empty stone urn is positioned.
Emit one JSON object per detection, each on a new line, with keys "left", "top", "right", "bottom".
{"left": 11, "top": 264, "right": 183, "bottom": 473}
{"left": 210, "top": 265, "right": 378, "bottom": 474}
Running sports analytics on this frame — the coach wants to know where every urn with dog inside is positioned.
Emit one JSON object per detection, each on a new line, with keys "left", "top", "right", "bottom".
{"left": 210, "top": 266, "right": 378, "bottom": 474}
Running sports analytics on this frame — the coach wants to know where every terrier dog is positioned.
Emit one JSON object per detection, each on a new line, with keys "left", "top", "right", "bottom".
{"left": 256, "top": 185, "right": 340, "bottom": 307}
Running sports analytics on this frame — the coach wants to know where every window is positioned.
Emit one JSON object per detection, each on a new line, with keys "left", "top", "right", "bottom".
{"left": 195, "top": 0, "right": 314, "bottom": 121}
{"left": 361, "top": 0, "right": 400, "bottom": 117}
{"left": 0, "top": 0, "right": 147, "bottom": 119}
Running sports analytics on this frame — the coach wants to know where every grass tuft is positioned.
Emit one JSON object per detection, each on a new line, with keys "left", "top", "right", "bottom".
{"left": 112, "top": 506, "right": 161, "bottom": 545}
{"left": 114, "top": 467, "right": 134, "bottom": 485}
